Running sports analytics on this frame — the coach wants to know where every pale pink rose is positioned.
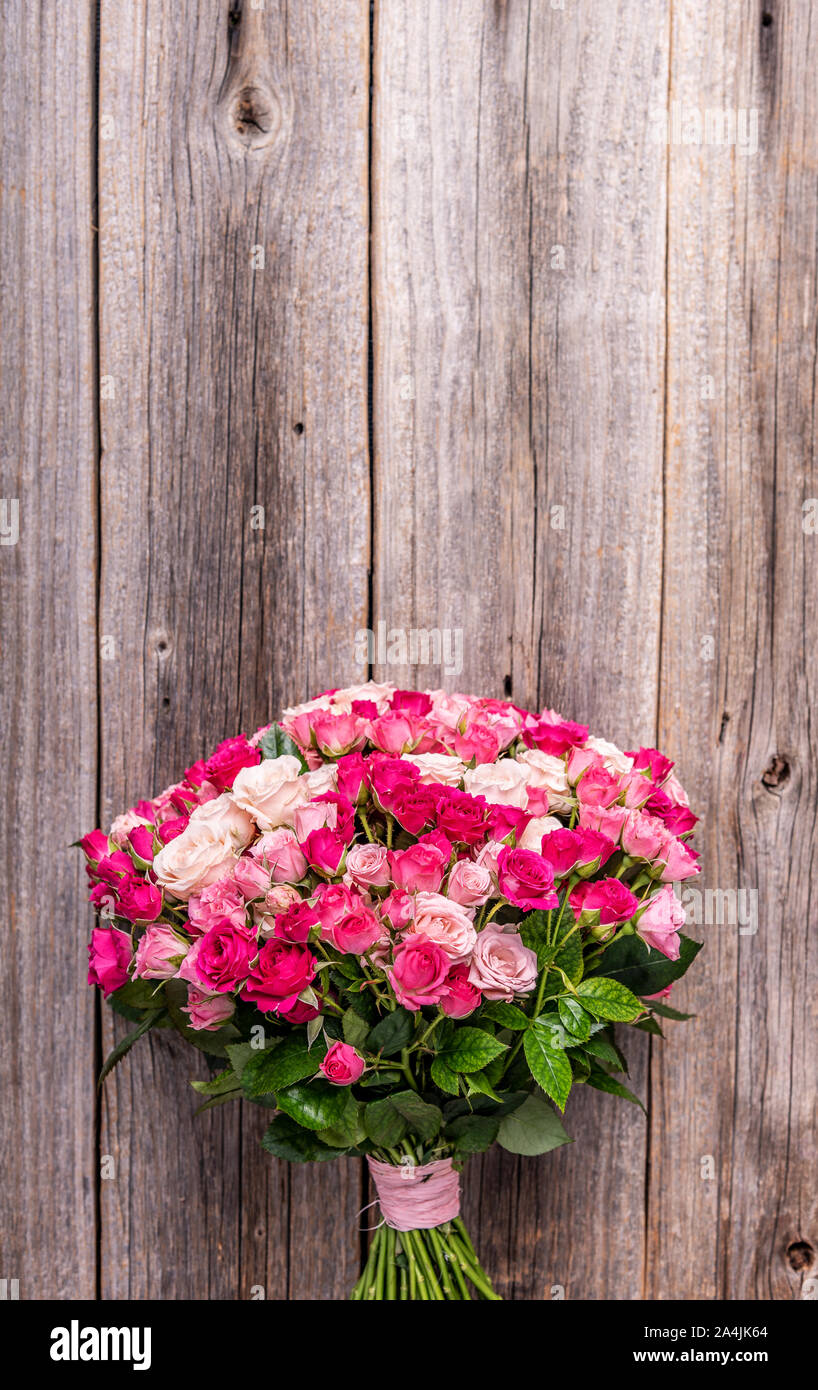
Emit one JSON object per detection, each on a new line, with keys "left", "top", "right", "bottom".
{"left": 467, "top": 926, "right": 538, "bottom": 1001}
{"left": 620, "top": 771, "right": 655, "bottom": 810}
{"left": 188, "top": 792, "right": 255, "bottom": 844}
{"left": 578, "top": 802, "right": 629, "bottom": 841}
{"left": 134, "top": 925, "right": 188, "bottom": 980}
{"left": 515, "top": 748, "right": 574, "bottom": 814}
{"left": 109, "top": 809, "right": 151, "bottom": 848}
{"left": 231, "top": 755, "right": 309, "bottom": 830}
{"left": 251, "top": 828, "right": 308, "bottom": 883}
{"left": 403, "top": 752, "right": 467, "bottom": 786}
{"left": 446, "top": 859, "right": 493, "bottom": 907}
{"left": 517, "top": 815, "right": 563, "bottom": 852}
{"left": 324, "top": 681, "right": 394, "bottom": 715}
{"left": 426, "top": 690, "right": 473, "bottom": 732}
{"left": 475, "top": 838, "right": 505, "bottom": 879}
{"left": 637, "top": 885, "right": 685, "bottom": 959}
{"left": 389, "top": 840, "right": 450, "bottom": 894}
{"left": 188, "top": 877, "right": 247, "bottom": 934}
{"left": 264, "top": 883, "right": 303, "bottom": 913}
{"left": 232, "top": 855, "right": 272, "bottom": 899}
{"left": 344, "top": 842, "right": 391, "bottom": 889}
{"left": 463, "top": 759, "right": 529, "bottom": 807}
{"left": 279, "top": 694, "right": 334, "bottom": 720}
{"left": 293, "top": 800, "right": 337, "bottom": 841}
{"left": 565, "top": 745, "right": 597, "bottom": 784}
{"left": 621, "top": 810, "right": 668, "bottom": 861}
{"left": 584, "top": 736, "right": 633, "bottom": 776}
{"left": 405, "top": 891, "right": 477, "bottom": 964}
{"left": 183, "top": 987, "right": 236, "bottom": 1031}
{"left": 663, "top": 772, "right": 690, "bottom": 808}
{"left": 657, "top": 838, "right": 700, "bottom": 882}
{"left": 153, "top": 817, "right": 245, "bottom": 900}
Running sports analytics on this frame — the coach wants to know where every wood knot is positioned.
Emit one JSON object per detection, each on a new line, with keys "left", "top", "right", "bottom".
{"left": 229, "top": 82, "right": 280, "bottom": 150}
{"left": 761, "top": 755, "right": 790, "bottom": 792}
{"left": 787, "top": 1240, "right": 814, "bottom": 1273}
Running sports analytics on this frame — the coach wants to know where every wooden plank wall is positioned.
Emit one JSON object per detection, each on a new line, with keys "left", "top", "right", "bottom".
{"left": 1, "top": 0, "right": 815, "bottom": 1301}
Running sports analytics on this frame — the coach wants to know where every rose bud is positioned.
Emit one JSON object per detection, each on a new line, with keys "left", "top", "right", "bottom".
{"left": 319, "top": 1041, "right": 366, "bottom": 1085}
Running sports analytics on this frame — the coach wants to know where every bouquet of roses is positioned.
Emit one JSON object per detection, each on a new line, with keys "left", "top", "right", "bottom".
{"left": 80, "top": 683, "right": 702, "bottom": 1301}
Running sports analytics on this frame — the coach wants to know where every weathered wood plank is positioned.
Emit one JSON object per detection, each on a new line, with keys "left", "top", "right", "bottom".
{"left": 97, "top": 0, "right": 369, "bottom": 1299}
{"left": 372, "top": 0, "right": 669, "bottom": 1298}
{"left": 650, "top": 0, "right": 818, "bottom": 1300}
{"left": 0, "top": 1, "right": 98, "bottom": 1299}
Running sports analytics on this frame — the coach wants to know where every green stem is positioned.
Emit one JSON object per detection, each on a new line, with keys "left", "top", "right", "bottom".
{"left": 358, "top": 809, "right": 375, "bottom": 843}
{"left": 399, "top": 1048, "right": 420, "bottom": 1093}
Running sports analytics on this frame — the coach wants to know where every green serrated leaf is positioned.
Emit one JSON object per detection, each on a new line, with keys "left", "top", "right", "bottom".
{"left": 258, "top": 724, "right": 309, "bottom": 769}
{"left": 342, "top": 1007, "right": 370, "bottom": 1048}
{"left": 439, "top": 1026, "right": 507, "bottom": 1073}
{"left": 225, "top": 1042, "right": 258, "bottom": 1078}
{"left": 576, "top": 976, "right": 643, "bottom": 1022}
{"left": 586, "top": 1066, "right": 646, "bottom": 1111}
{"left": 366, "top": 1006, "right": 415, "bottom": 1057}
{"left": 557, "top": 995, "right": 592, "bottom": 1041}
{"left": 261, "top": 1114, "right": 341, "bottom": 1163}
{"left": 518, "top": 910, "right": 552, "bottom": 968}
{"left": 390, "top": 1090, "right": 442, "bottom": 1141}
{"left": 481, "top": 1001, "right": 530, "bottom": 1031}
{"left": 430, "top": 1056, "right": 461, "bottom": 1096}
{"left": 276, "top": 1079, "right": 350, "bottom": 1132}
{"left": 190, "top": 1069, "right": 241, "bottom": 1097}
{"left": 98, "top": 1010, "right": 165, "bottom": 1086}
{"left": 467, "top": 1070, "right": 503, "bottom": 1102}
{"left": 524, "top": 1022, "right": 573, "bottom": 1111}
{"left": 581, "top": 1032, "right": 624, "bottom": 1071}
{"left": 587, "top": 932, "right": 703, "bottom": 996}
{"left": 644, "top": 998, "right": 695, "bottom": 1021}
{"left": 497, "top": 1093, "right": 573, "bottom": 1156}
{"left": 364, "top": 1096, "right": 408, "bottom": 1147}
{"left": 443, "top": 1112, "right": 501, "bottom": 1154}
{"left": 242, "top": 1031, "right": 323, "bottom": 1097}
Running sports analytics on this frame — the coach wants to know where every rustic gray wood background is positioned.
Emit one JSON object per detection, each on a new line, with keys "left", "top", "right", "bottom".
{"left": 1, "top": 0, "right": 816, "bottom": 1301}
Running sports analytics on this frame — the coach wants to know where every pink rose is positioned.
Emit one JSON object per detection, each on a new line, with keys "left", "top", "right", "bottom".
{"left": 311, "top": 712, "right": 367, "bottom": 756}
{"left": 232, "top": 855, "right": 272, "bottom": 900}
{"left": 109, "top": 809, "right": 151, "bottom": 848}
{"left": 153, "top": 799, "right": 253, "bottom": 901}
{"left": 656, "top": 837, "right": 700, "bottom": 882}
{"left": 313, "top": 881, "right": 368, "bottom": 934}
{"left": 293, "top": 800, "right": 338, "bottom": 841}
{"left": 446, "top": 858, "right": 493, "bottom": 907}
{"left": 568, "top": 878, "right": 639, "bottom": 928}
{"left": 407, "top": 891, "right": 477, "bottom": 964}
{"left": 390, "top": 786, "right": 438, "bottom": 835}
{"left": 195, "top": 921, "right": 257, "bottom": 993}
{"left": 302, "top": 827, "right": 348, "bottom": 877}
{"left": 182, "top": 987, "right": 236, "bottom": 1031}
{"left": 625, "top": 746, "right": 674, "bottom": 785}
{"left": 80, "top": 829, "right": 109, "bottom": 864}
{"left": 575, "top": 761, "right": 623, "bottom": 808}
{"left": 390, "top": 689, "right": 432, "bottom": 717}
{"left": 388, "top": 936, "right": 450, "bottom": 1010}
{"left": 204, "top": 734, "right": 261, "bottom": 790}
{"left": 539, "top": 828, "right": 585, "bottom": 878}
{"left": 240, "top": 938, "right": 316, "bottom": 1013}
{"left": 116, "top": 874, "right": 163, "bottom": 923}
{"left": 468, "top": 926, "right": 538, "bottom": 1001}
{"left": 344, "top": 842, "right": 391, "bottom": 889}
{"left": 87, "top": 926, "right": 132, "bottom": 996}
{"left": 497, "top": 846, "right": 559, "bottom": 911}
{"left": 435, "top": 788, "right": 490, "bottom": 846}
{"left": 188, "top": 877, "right": 247, "bottom": 934}
{"left": 335, "top": 752, "right": 368, "bottom": 804}
{"left": 327, "top": 905, "right": 382, "bottom": 955}
{"left": 320, "top": 1041, "right": 365, "bottom": 1085}
{"left": 439, "top": 963, "right": 482, "bottom": 1017}
{"left": 251, "top": 828, "right": 308, "bottom": 884}
{"left": 577, "top": 802, "right": 629, "bottom": 841}
{"left": 516, "top": 748, "right": 573, "bottom": 814}
{"left": 270, "top": 901, "right": 319, "bottom": 942}
{"left": 621, "top": 809, "right": 668, "bottom": 861}
{"left": 134, "top": 924, "right": 188, "bottom": 980}
{"left": 389, "top": 838, "right": 450, "bottom": 894}
{"left": 380, "top": 888, "right": 414, "bottom": 930}
{"left": 127, "top": 825, "right": 156, "bottom": 863}
{"left": 636, "top": 885, "right": 685, "bottom": 960}
{"left": 368, "top": 712, "right": 424, "bottom": 755}
{"left": 523, "top": 717, "right": 589, "bottom": 757}
{"left": 452, "top": 718, "right": 502, "bottom": 764}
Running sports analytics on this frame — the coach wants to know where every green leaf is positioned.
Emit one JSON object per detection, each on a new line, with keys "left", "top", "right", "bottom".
{"left": 430, "top": 1056, "right": 461, "bottom": 1096}
{"left": 190, "top": 1069, "right": 241, "bottom": 1097}
{"left": 443, "top": 1112, "right": 501, "bottom": 1154}
{"left": 359, "top": 1068, "right": 403, "bottom": 1088}
{"left": 163, "top": 979, "right": 240, "bottom": 1057}
{"left": 364, "top": 1097, "right": 407, "bottom": 1147}
{"left": 261, "top": 1114, "right": 341, "bottom": 1163}
{"left": 194, "top": 1090, "right": 243, "bottom": 1114}
{"left": 342, "top": 1007, "right": 370, "bottom": 1048}
{"left": 575, "top": 976, "right": 643, "bottom": 1022}
{"left": 225, "top": 1042, "right": 258, "bottom": 1079}
{"left": 558, "top": 995, "right": 592, "bottom": 1041}
{"left": 366, "top": 1007, "right": 415, "bottom": 1057}
{"left": 390, "top": 1090, "right": 442, "bottom": 1142}
{"left": 634, "top": 1016, "right": 665, "bottom": 1037}
{"left": 587, "top": 932, "right": 703, "bottom": 997}
{"left": 275, "top": 1079, "right": 350, "bottom": 1132}
{"left": 242, "top": 1031, "right": 323, "bottom": 1097}
{"left": 258, "top": 724, "right": 308, "bottom": 769}
{"left": 524, "top": 1022, "right": 573, "bottom": 1111}
{"left": 467, "top": 1071, "right": 503, "bottom": 1102}
{"left": 481, "top": 1001, "right": 530, "bottom": 1031}
{"left": 582, "top": 1032, "right": 624, "bottom": 1071}
{"left": 439, "top": 1026, "right": 507, "bottom": 1073}
{"left": 645, "top": 998, "right": 695, "bottom": 1021}
{"left": 108, "top": 977, "right": 163, "bottom": 1022}
{"left": 318, "top": 1095, "right": 366, "bottom": 1148}
{"left": 517, "top": 910, "right": 552, "bottom": 968}
{"left": 497, "top": 1093, "right": 573, "bottom": 1155}
{"left": 586, "top": 1066, "right": 646, "bottom": 1111}
{"left": 98, "top": 1010, "right": 165, "bottom": 1085}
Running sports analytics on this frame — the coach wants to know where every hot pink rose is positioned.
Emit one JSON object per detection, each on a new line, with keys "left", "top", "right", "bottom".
{"left": 467, "top": 926, "right": 538, "bottom": 1001}
{"left": 637, "top": 885, "right": 685, "bottom": 960}
{"left": 497, "top": 846, "right": 559, "bottom": 910}
{"left": 625, "top": 746, "right": 674, "bottom": 785}
{"left": 240, "top": 938, "right": 316, "bottom": 1013}
{"left": 327, "top": 905, "right": 383, "bottom": 955}
{"left": 439, "top": 964, "right": 482, "bottom": 1017}
{"left": 344, "top": 842, "right": 391, "bottom": 889}
{"left": 116, "top": 874, "right": 163, "bottom": 923}
{"left": 335, "top": 752, "right": 368, "bottom": 804}
{"left": 569, "top": 878, "right": 639, "bottom": 928}
{"left": 523, "top": 718, "right": 588, "bottom": 757}
{"left": 313, "top": 882, "right": 368, "bottom": 935}
{"left": 435, "top": 788, "right": 490, "bottom": 846}
{"left": 390, "top": 786, "right": 438, "bottom": 835}
{"left": 204, "top": 734, "right": 260, "bottom": 790}
{"left": 390, "top": 689, "right": 432, "bottom": 717}
{"left": 452, "top": 719, "right": 502, "bottom": 764}
{"left": 380, "top": 888, "right": 414, "bottom": 930}
{"left": 182, "top": 987, "right": 236, "bottom": 1031}
{"left": 302, "top": 827, "right": 348, "bottom": 877}
{"left": 320, "top": 1041, "right": 365, "bottom": 1085}
{"left": 195, "top": 921, "right": 257, "bottom": 993}
{"left": 87, "top": 927, "right": 132, "bottom": 996}
{"left": 539, "top": 828, "right": 585, "bottom": 878}
{"left": 388, "top": 935, "right": 450, "bottom": 1011}
{"left": 575, "top": 761, "right": 623, "bottom": 808}
{"left": 80, "top": 829, "right": 109, "bottom": 864}
{"left": 127, "top": 825, "right": 156, "bottom": 863}
{"left": 134, "top": 924, "right": 188, "bottom": 980}
{"left": 270, "top": 901, "right": 319, "bottom": 943}
{"left": 446, "top": 858, "right": 493, "bottom": 907}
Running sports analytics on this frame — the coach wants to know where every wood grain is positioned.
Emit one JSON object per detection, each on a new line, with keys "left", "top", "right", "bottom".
{"left": 0, "top": 1, "right": 98, "bottom": 1298}
{"left": 649, "top": 0, "right": 818, "bottom": 1301}
{"left": 97, "top": 0, "right": 369, "bottom": 1300}
{"left": 372, "top": 0, "right": 669, "bottom": 1299}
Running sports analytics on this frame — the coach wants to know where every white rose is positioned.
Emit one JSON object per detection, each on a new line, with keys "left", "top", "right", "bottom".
{"left": 464, "top": 758, "right": 529, "bottom": 807}
{"left": 326, "top": 681, "right": 395, "bottom": 715}
{"left": 153, "top": 819, "right": 244, "bottom": 901}
{"left": 517, "top": 815, "right": 563, "bottom": 851}
{"left": 515, "top": 748, "right": 573, "bottom": 812}
{"left": 231, "top": 755, "right": 309, "bottom": 830}
{"left": 301, "top": 762, "right": 338, "bottom": 797}
{"left": 189, "top": 792, "right": 255, "bottom": 844}
{"left": 109, "top": 809, "right": 151, "bottom": 847}
{"left": 584, "top": 736, "right": 633, "bottom": 776}
{"left": 404, "top": 752, "right": 466, "bottom": 786}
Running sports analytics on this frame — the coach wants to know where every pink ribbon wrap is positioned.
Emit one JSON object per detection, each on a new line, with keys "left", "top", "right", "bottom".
{"left": 367, "top": 1156, "right": 461, "bottom": 1231}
